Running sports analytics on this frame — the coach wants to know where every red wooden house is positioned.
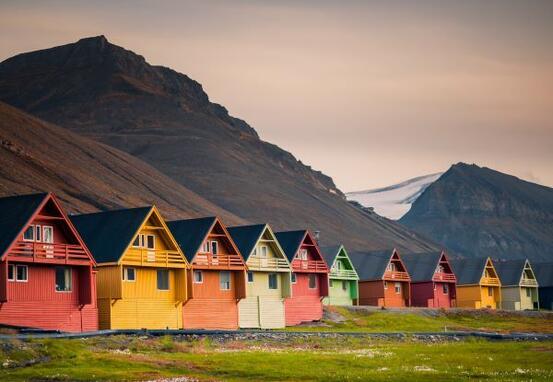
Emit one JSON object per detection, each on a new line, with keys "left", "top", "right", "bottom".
{"left": 401, "top": 251, "right": 457, "bottom": 308}
{"left": 350, "top": 249, "right": 411, "bottom": 307}
{"left": 0, "top": 193, "right": 97, "bottom": 332}
{"left": 275, "top": 230, "right": 329, "bottom": 326}
{"left": 167, "top": 217, "right": 247, "bottom": 329}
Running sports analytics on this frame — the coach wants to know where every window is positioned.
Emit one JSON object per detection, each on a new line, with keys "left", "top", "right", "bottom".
{"left": 342, "top": 280, "right": 347, "bottom": 291}
{"left": 394, "top": 282, "right": 401, "bottom": 294}
{"left": 193, "top": 270, "right": 203, "bottom": 283}
{"left": 268, "top": 273, "right": 278, "bottom": 289}
{"left": 298, "top": 249, "right": 308, "bottom": 260}
{"left": 259, "top": 246, "right": 268, "bottom": 258}
{"left": 291, "top": 273, "right": 297, "bottom": 283}
{"left": 157, "top": 269, "right": 169, "bottom": 290}
{"left": 16, "top": 265, "right": 28, "bottom": 282}
{"left": 132, "top": 235, "right": 141, "bottom": 247}
{"left": 23, "top": 226, "right": 35, "bottom": 241}
{"left": 526, "top": 288, "right": 531, "bottom": 297}
{"left": 252, "top": 248, "right": 257, "bottom": 257}
{"left": 436, "top": 265, "right": 444, "bottom": 274}
{"left": 35, "top": 225, "right": 42, "bottom": 242}
{"left": 387, "top": 263, "right": 396, "bottom": 272}
{"left": 123, "top": 267, "right": 136, "bottom": 281}
{"left": 329, "top": 279, "right": 334, "bottom": 287}
{"left": 8, "top": 264, "right": 14, "bottom": 281}
{"left": 42, "top": 226, "right": 53, "bottom": 244}
{"left": 220, "top": 271, "right": 231, "bottom": 290}
{"left": 55, "top": 267, "right": 72, "bottom": 292}
{"left": 211, "top": 241, "right": 218, "bottom": 255}
{"left": 308, "top": 274, "right": 317, "bottom": 289}
{"left": 146, "top": 235, "right": 155, "bottom": 249}
{"left": 247, "top": 271, "right": 254, "bottom": 283}
{"left": 384, "top": 281, "right": 388, "bottom": 289}
{"left": 488, "top": 287, "right": 493, "bottom": 297}
{"left": 203, "top": 241, "right": 210, "bottom": 253}
{"left": 442, "top": 283, "right": 449, "bottom": 294}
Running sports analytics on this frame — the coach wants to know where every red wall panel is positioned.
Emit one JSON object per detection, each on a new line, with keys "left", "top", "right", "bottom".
{"left": 285, "top": 273, "right": 324, "bottom": 325}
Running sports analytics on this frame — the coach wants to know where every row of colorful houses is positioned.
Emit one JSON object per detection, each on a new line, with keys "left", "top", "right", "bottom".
{"left": 0, "top": 193, "right": 552, "bottom": 332}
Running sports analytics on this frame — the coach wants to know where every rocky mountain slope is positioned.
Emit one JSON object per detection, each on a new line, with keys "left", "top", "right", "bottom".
{"left": 400, "top": 163, "right": 553, "bottom": 262}
{"left": 0, "top": 101, "right": 243, "bottom": 222}
{"left": 0, "top": 36, "right": 437, "bottom": 252}
{"left": 347, "top": 173, "right": 442, "bottom": 220}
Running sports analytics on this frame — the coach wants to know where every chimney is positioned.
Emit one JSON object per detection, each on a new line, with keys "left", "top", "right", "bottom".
{"left": 314, "top": 230, "right": 320, "bottom": 243}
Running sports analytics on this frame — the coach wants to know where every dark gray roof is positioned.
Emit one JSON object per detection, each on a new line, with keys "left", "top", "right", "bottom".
{"left": 228, "top": 224, "right": 266, "bottom": 261}
{"left": 493, "top": 259, "right": 528, "bottom": 286}
{"left": 167, "top": 217, "right": 217, "bottom": 263}
{"left": 70, "top": 207, "right": 151, "bottom": 264}
{"left": 534, "top": 262, "right": 553, "bottom": 287}
{"left": 0, "top": 193, "right": 48, "bottom": 259}
{"left": 401, "top": 252, "right": 444, "bottom": 282}
{"left": 449, "top": 257, "right": 489, "bottom": 285}
{"left": 349, "top": 249, "right": 394, "bottom": 281}
{"left": 275, "top": 230, "right": 308, "bottom": 263}
{"left": 320, "top": 245, "right": 343, "bottom": 268}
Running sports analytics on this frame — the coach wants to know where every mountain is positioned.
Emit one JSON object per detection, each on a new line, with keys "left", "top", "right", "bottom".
{"left": 0, "top": 36, "right": 437, "bottom": 252}
{"left": 0, "top": 101, "right": 243, "bottom": 223}
{"left": 400, "top": 163, "right": 553, "bottom": 262}
{"left": 346, "top": 173, "right": 442, "bottom": 220}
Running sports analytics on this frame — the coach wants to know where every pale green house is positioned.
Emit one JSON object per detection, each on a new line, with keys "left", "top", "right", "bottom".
{"left": 320, "top": 245, "right": 359, "bottom": 306}
{"left": 228, "top": 224, "right": 292, "bottom": 329}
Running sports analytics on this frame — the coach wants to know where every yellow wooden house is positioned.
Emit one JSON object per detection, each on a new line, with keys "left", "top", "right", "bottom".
{"left": 71, "top": 206, "right": 188, "bottom": 329}
{"left": 450, "top": 257, "right": 501, "bottom": 309}
{"left": 228, "top": 224, "right": 292, "bottom": 329}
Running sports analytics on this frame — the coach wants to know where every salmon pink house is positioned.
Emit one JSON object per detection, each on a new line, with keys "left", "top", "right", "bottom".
{"left": 402, "top": 251, "right": 457, "bottom": 308}
{"left": 275, "top": 230, "right": 329, "bottom": 326}
{"left": 0, "top": 193, "right": 97, "bottom": 332}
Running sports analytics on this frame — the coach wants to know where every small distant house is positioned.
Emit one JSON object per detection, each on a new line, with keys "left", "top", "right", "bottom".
{"left": 493, "top": 259, "right": 539, "bottom": 310}
{"left": 228, "top": 224, "right": 292, "bottom": 329}
{"left": 401, "top": 251, "right": 457, "bottom": 308}
{"left": 350, "top": 249, "right": 411, "bottom": 307}
{"left": 320, "top": 245, "right": 359, "bottom": 306}
{"left": 0, "top": 193, "right": 97, "bottom": 332}
{"left": 71, "top": 206, "right": 188, "bottom": 329}
{"left": 275, "top": 230, "right": 329, "bottom": 326}
{"left": 168, "top": 217, "right": 247, "bottom": 329}
{"left": 533, "top": 262, "right": 553, "bottom": 310}
{"left": 450, "top": 257, "right": 501, "bottom": 309}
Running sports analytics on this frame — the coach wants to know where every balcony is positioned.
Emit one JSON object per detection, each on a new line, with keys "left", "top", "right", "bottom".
{"left": 330, "top": 269, "right": 358, "bottom": 279}
{"left": 193, "top": 252, "right": 244, "bottom": 269}
{"left": 291, "top": 259, "right": 328, "bottom": 273}
{"left": 8, "top": 241, "right": 90, "bottom": 265}
{"left": 433, "top": 272, "right": 456, "bottom": 282}
{"left": 247, "top": 257, "right": 290, "bottom": 271}
{"left": 481, "top": 276, "right": 500, "bottom": 286}
{"left": 520, "top": 278, "right": 538, "bottom": 287}
{"left": 125, "top": 248, "right": 187, "bottom": 268}
{"left": 383, "top": 271, "right": 410, "bottom": 281}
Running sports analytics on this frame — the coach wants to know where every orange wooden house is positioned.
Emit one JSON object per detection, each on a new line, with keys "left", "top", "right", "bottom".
{"left": 350, "top": 249, "right": 411, "bottom": 307}
{"left": 275, "top": 230, "right": 329, "bottom": 326}
{"left": 167, "top": 217, "right": 247, "bottom": 329}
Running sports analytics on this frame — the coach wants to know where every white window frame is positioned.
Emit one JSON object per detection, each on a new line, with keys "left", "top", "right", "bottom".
{"left": 387, "top": 263, "right": 395, "bottom": 272}
{"left": 132, "top": 234, "right": 142, "bottom": 248}
{"left": 247, "top": 271, "right": 254, "bottom": 283}
{"left": 16, "top": 265, "right": 28, "bottom": 282}
{"left": 146, "top": 234, "right": 155, "bottom": 250}
{"left": 259, "top": 245, "right": 268, "bottom": 258}
{"left": 525, "top": 288, "right": 531, "bottom": 297}
{"left": 123, "top": 267, "right": 136, "bottom": 282}
{"left": 55, "top": 266, "right": 72, "bottom": 292}
{"left": 298, "top": 248, "right": 308, "bottom": 260}
{"left": 7, "top": 264, "right": 15, "bottom": 281}
{"left": 23, "top": 225, "right": 35, "bottom": 242}
{"left": 42, "top": 225, "right": 54, "bottom": 244}
{"left": 157, "top": 269, "right": 170, "bottom": 291}
{"left": 268, "top": 273, "right": 278, "bottom": 290}
{"left": 211, "top": 241, "right": 218, "bottom": 255}
{"left": 203, "top": 241, "right": 210, "bottom": 253}
{"left": 443, "top": 283, "right": 449, "bottom": 294}
{"left": 193, "top": 270, "right": 203, "bottom": 284}
{"left": 35, "top": 225, "right": 42, "bottom": 242}
{"left": 291, "top": 273, "right": 297, "bottom": 284}
{"left": 220, "top": 271, "right": 231, "bottom": 290}
{"left": 394, "top": 282, "right": 401, "bottom": 294}
{"left": 308, "top": 274, "right": 317, "bottom": 289}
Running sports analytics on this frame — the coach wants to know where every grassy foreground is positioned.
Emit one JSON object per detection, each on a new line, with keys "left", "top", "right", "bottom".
{"left": 292, "top": 306, "right": 553, "bottom": 333}
{"left": 1, "top": 335, "right": 553, "bottom": 381}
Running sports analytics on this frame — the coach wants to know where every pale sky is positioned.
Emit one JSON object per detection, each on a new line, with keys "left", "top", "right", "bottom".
{"left": 1, "top": 0, "right": 552, "bottom": 190}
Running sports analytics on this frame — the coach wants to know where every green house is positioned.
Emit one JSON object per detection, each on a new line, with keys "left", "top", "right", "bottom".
{"left": 320, "top": 245, "right": 359, "bottom": 306}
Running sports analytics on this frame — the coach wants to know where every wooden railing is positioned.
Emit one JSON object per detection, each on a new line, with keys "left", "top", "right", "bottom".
{"left": 193, "top": 252, "right": 244, "bottom": 269}
{"left": 481, "top": 277, "right": 500, "bottom": 286}
{"left": 520, "top": 278, "right": 538, "bottom": 287}
{"left": 433, "top": 272, "right": 456, "bottom": 282}
{"left": 8, "top": 241, "right": 90, "bottom": 264}
{"left": 330, "top": 269, "right": 358, "bottom": 279}
{"left": 125, "top": 248, "right": 186, "bottom": 267}
{"left": 247, "top": 257, "right": 289, "bottom": 271}
{"left": 291, "top": 259, "right": 328, "bottom": 273}
{"left": 383, "top": 271, "right": 410, "bottom": 281}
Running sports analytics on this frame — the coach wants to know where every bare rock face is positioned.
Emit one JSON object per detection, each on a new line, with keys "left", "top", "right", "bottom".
{"left": 0, "top": 36, "right": 437, "bottom": 252}
{"left": 400, "top": 163, "right": 553, "bottom": 262}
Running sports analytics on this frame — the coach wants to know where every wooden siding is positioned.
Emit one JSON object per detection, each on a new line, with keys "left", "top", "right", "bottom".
{"left": 500, "top": 286, "right": 539, "bottom": 310}
{"left": 358, "top": 280, "right": 409, "bottom": 307}
{"left": 410, "top": 281, "right": 456, "bottom": 308}
{"left": 323, "top": 279, "right": 357, "bottom": 306}
{"left": 285, "top": 273, "right": 325, "bottom": 325}
{"left": 456, "top": 285, "right": 501, "bottom": 309}
{"left": 239, "top": 296, "right": 285, "bottom": 329}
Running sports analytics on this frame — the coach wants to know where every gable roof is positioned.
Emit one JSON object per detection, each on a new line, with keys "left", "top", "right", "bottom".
{"left": 493, "top": 259, "right": 530, "bottom": 286}
{"left": 227, "top": 224, "right": 266, "bottom": 261}
{"left": 0, "top": 193, "right": 49, "bottom": 259}
{"left": 70, "top": 206, "right": 152, "bottom": 264}
{"left": 449, "top": 257, "right": 491, "bottom": 285}
{"left": 401, "top": 252, "right": 444, "bottom": 282}
{"left": 167, "top": 217, "right": 218, "bottom": 263}
{"left": 320, "top": 245, "right": 343, "bottom": 268}
{"left": 349, "top": 249, "right": 396, "bottom": 281}
{"left": 533, "top": 262, "right": 553, "bottom": 287}
{"left": 275, "top": 230, "right": 309, "bottom": 263}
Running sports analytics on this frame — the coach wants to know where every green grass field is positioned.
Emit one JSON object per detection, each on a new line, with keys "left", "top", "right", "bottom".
{"left": 1, "top": 335, "right": 552, "bottom": 381}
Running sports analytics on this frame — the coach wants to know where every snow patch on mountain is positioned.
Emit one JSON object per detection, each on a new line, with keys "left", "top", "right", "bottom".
{"left": 346, "top": 173, "right": 442, "bottom": 220}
